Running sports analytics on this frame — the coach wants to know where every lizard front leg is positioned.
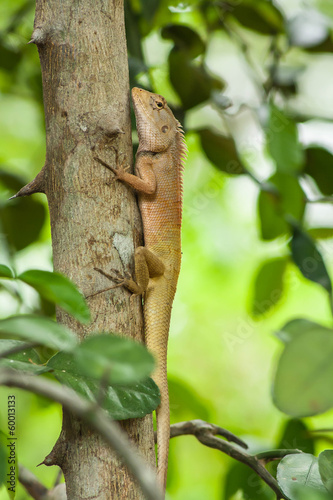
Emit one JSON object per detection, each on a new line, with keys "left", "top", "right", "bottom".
{"left": 94, "top": 154, "right": 156, "bottom": 195}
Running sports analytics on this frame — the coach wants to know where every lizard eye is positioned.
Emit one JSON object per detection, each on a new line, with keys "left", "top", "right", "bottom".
{"left": 156, "top": 101, "right": 164, "bottom": 108}
{"left": 161, "top": 125, "right": 169, "bottom": 133}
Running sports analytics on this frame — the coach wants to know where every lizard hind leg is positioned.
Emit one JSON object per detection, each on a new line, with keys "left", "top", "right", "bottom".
{"left": 91, "top": 246, "right": 165, "bottom": 298}
{"left": 134, "top": 246, "right": 165, "bottom": 285}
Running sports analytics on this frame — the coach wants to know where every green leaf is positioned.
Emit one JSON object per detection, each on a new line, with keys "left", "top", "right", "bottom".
{"left": 231, "top": 2, "right": 284, "bottom": 35}
{"left": 162, "top": 25, "right": 225, "bottom": 110}
{"left": 306, "top": 36, "right": 333, "bottom": 54}
{"left": 0, "top": 315, "right": 77, "bottom": 351}
{"left": 277, "top": 453, "right": 327, "bottom": 499}
{"left": 161, "top": 24, "right": 205, "bottom": 58}
{"left": 291, "top": 226, "right": 332, "bottom": 293}
{"left": 38, "top": 296, "right": 56, "bottom": 318}
{"left": 273, "top": 326, "right": 333, "bottom": 417}
{"left": 168, "top": 53, "right": 224, "bottom": 110}
{"left": 18, "top": 270, "right": 90, "bottom": 324}
{"left": 251, "top": 257, "right": 288, "bottom": 316}
{"left": 278, "top": 419, "right": 314, "bottom": 455}
{"left": 124, "top": 1, "right": 144, "bottom": 61}
{"left": 0, "top": 358, "right": 50, "bottom": 374}
{"left": 0, "top": 171, "right": 46, "bottom": 251}
{"left": 198, "top": 128, "right": 245, "bottom": 175}
{"left": 304, "top": 147, "right": 333, "bottom": 196}
{"left": 0, "top": 264, "right": 14, "bottom": 279}
{"left": 290, "top": 487, "right": 332, "bottom": 500}
{"left": 308, "top": 228, "right": 333, "bottom": 240}
{"left": 318, "top": 450, "right": 333, "bottom": 494}
{"left": 0, "top": 44, "right": 22, "bottom": 72}
{"left": 0, "top": 339, "right": 41, "bottom": 364}
{"left": 224, "top": 462, "right": 275, "bottom": 500}
{"left": 229, "top": 492, "right": 246, "bottom": 500}
{"left": 258, "top": 172, "right": 305, "bottom": 240}
{"left": 275, "top": 318, "right": 322, "bottom": 344}
{"left": 0, "top": 171, "right": 23, "bottom": 194}
{"left": 75, "top": 334, "right": 155, "bottom": 385}
{"left": 0, "top": 430, "right": 17, "bottom": 499}
{"left": 48, "top": 352, "right": 160, "bottom": 419}
{"left": 140, "top": 0, "right": 160, "bottom": 23}
{"left": 2, "top": 198, "right": 46, "bottom": 251}
{"left": 267, "top": 105, "right": 304, "bottom": 173}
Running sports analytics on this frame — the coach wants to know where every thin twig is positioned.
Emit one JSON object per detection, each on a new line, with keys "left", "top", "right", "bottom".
{"left": 18, "top": 464, "right": 48, "bottom": 500}
{"left": 264, "top": 36, "right": 283, "bottom": 96}
{"left": 305, "top": 196, "right": 333, "bottom": 204}
{"left": 53, "top": 468, "right": 63, "bottom": 487}
{"left": 0, "top": 368, "right": 163, "bottom": 500}
{"left": 169, "top": 420, "right": 285, "bottom": 498}
{"left": 256, "top": 449, "right": 302, "bottom": 463}
{"left": 309, "top": 428, "right": 333, "bottom": 433}
{"left": 306, "top": 433, "right": 333, "bottom": 446}
{"left": 169, "top": 419, "right": 247, "bottom": 448}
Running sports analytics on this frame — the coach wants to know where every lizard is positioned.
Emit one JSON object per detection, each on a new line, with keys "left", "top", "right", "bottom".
{"left": 93, "top": 87, "right": 187, "bottom": 491}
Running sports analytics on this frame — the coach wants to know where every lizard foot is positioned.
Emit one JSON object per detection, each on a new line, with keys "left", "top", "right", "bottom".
{"left": 94, "top": 156, "right": 130, "bottom": 183}
{"left": 93, "top": 267, "right": 143, "bottom": 296}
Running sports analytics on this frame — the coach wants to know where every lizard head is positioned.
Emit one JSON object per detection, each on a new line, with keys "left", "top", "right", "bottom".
{"left": 132, "top": 87, "right": 178, "bottom": 153}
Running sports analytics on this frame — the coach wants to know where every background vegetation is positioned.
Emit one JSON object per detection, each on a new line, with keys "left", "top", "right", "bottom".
{"left": 1, "top": 0, "right": 333, "bottom": 498}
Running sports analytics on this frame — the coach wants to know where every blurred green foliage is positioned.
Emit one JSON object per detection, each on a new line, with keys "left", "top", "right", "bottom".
{"left": 1, "top": 0, "right": 333, "bottom": 498}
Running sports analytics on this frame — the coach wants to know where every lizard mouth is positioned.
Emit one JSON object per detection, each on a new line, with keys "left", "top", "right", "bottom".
{"left": 131, "top": 87, "right": 151, "bottom": 141}
{"left": 131, "top": 88, "right": 146, "bottom": 127}
{"left": 131, "top": 87, "right": 144, "bottom": 110}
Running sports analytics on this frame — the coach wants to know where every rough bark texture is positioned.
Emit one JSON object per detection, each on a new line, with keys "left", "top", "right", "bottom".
{"left": 32, "top": 0, "right": 155, "bottom": 498}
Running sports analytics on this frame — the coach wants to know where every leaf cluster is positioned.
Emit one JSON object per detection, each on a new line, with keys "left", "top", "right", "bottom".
{"left": 0, "top": 266, "right": 160, "bottom": 496}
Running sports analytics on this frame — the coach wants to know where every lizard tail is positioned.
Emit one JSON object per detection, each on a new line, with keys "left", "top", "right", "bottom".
{"left": 155, "top": 359, "right": 169, "bottom": 491}
{"left": 144, "top": 292, "right": 172, "bottom": 493}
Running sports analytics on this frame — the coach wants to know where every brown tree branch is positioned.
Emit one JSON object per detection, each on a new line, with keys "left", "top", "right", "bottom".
{"left": 19, "top": 463, "right": 67, "bottom": 499}
{"left": 169, "top": 419, "right": 248, "bottom": 448}
{"left": 168, "top": 420, "right": 297, "bottom": 499}
{"left": 18, "top": 464, "right": 48, "bottom": 500}
{"left": 19, "top": 464, "right": 67, "bottom": 500}
{"left": 18, "top": 464, "right": 67, "bottom": 500}
{"left": 9, "top": 168, "right": 46, "bottom": 199}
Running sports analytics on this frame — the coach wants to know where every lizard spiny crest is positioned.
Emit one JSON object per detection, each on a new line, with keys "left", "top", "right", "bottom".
{"left": 175, "top": 121, "right": 187, "bottom": 220}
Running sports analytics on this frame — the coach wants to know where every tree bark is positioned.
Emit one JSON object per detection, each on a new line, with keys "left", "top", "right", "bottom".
{"left": 31, "top": 0, "right": 155, "bottom": 498}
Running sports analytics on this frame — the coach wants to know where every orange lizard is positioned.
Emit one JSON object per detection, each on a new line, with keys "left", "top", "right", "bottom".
{"left": 94, "top": 87, "right": 187, "bottom": 491}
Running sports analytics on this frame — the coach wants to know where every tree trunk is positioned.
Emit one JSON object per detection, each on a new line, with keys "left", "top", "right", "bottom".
{"left": 30, "top": 0, "right": 155, "bottom": 498}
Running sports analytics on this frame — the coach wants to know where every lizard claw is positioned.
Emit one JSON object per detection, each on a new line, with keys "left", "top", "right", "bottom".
{"left": 86, "top": 268, "right": 129, "bottom": 299}
{"left": 94, "top": 267, "right": 126, "bottom": 285}
{"left": 123, "top": 270, "right": 133, "bottom": 280}
{"left": 93, "top": 267, "right": 143, "bottom": 296}
{"left": 114, "top": 157, "right": 131, "bottom": 181}
{"left": 94, "top": 156, "right": 130, "bottom": 182}
{"left": 119, "top": 158, "right": 131, "bottom": 174}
